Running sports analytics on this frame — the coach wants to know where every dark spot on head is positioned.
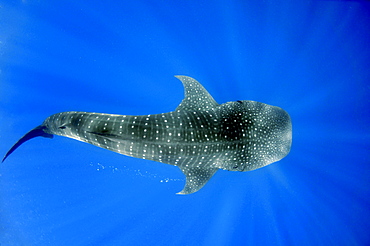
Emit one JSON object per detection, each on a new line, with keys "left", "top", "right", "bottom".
{"left": 59, "top": 126, "right": 66, "bottom": 129}
{"left": 237, "top": 100, "right": 243, "bottom": 104}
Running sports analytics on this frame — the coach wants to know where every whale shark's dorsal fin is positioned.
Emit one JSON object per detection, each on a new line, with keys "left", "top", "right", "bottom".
{"left": 175, "top": 76, "right": 219, "bottom": 112}
{"left": 177, "top": 166, "right": 218, "bottom": 194}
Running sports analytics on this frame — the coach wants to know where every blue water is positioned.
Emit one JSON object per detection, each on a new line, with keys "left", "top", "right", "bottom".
{"left": 1, "top": 1, "right": 369, "bottom": 245}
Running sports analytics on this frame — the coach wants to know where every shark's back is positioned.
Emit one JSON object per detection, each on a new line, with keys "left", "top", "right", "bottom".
{"left": 2, "top": 76, "right": 292, "bottom": 194}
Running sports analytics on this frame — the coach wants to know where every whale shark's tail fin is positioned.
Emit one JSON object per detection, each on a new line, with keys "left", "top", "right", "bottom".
{"left": 2, "top": 125, "right": 53, "bottom": 163}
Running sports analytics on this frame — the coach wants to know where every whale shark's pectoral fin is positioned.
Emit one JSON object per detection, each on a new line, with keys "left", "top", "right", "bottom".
{"left": 174, "top": 76, "right": 219, "bottom": 112}
{"left": 177, "top": 166, "right": 218, "bottom": 195}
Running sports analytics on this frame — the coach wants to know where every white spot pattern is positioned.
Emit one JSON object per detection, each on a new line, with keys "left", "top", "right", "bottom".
{"left": 40, "top": 76, "right": 291, "bottom": 194}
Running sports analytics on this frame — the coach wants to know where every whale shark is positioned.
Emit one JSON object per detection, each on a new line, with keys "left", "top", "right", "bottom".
{"left": 2, "top": 76, "right": 292, "bottom": 194}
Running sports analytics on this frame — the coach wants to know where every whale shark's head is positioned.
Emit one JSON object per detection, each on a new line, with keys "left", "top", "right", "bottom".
{"left": 218, "top": 100, "right": 292, "bottom": 171}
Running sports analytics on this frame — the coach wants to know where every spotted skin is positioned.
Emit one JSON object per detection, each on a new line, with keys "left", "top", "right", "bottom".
{"left": 2, "top": 76, "right": 292, "bottom": 194}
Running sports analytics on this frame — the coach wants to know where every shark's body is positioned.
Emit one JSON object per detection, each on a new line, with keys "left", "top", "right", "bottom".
{"left": 3, "top": 76, "right": 292, "bottom": 194}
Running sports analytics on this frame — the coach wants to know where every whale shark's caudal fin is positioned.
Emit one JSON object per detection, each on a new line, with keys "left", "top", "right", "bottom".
{"left": 2, "top": 125, "right": 53, "bottom": 163}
